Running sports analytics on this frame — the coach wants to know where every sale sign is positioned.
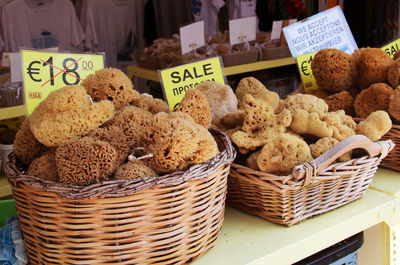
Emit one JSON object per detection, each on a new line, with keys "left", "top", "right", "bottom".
{"left": 21, "top": 49, "right": 104, "bottom": 115}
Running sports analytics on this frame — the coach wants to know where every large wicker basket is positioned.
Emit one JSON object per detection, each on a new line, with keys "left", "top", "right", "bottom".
{"left": 227, "top": 135, "right": 394, "bottom": 226}
{"left": 6, "top": 129, "right": 236, "bottom": 264}
{"left": 379, "top": 123, "right": 400, "bottom": 171}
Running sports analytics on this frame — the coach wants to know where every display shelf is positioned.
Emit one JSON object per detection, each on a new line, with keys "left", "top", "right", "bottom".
{"left": 193, "top": 185, "right": 399, "bottom": 265}
{"left": 0, "top": 175, "right": 11, "bottom": 198}
{"left": 370, "top": 168, "right": 400, "bottom": 197}
{"left": 127, "top": 57, "right": 296, "bottom": 82}
{"left": 0, "top": 105, "right": 25, "bottom": 120}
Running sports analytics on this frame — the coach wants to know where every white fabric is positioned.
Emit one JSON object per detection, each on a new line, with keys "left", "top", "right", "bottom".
{"left": 1, "top": 0, "right": 85, "bottom": 52}
{"left": 78, "top": 0, "right": 146, "bottom": 67}
{"left": 195, "top": 0, "right": 225, "bottom": 36}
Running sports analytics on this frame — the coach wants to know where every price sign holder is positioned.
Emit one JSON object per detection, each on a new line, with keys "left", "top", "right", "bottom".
{"left": 21, "top": 49, "right": 105, "bottom": 115}
{"left": 180, "top": 21, "right": 205, "bottom": 55}
{"left": 229, "top": 16, "right": 257, "bottom": 46}
{"left": 296, "top": 52, "right": 318, "bottom": 91}
{"left": 381, "top": 38, "right": 400, "bottom": 58}
{"left": 158, "top": 57, "right": 226, "bottom": 109}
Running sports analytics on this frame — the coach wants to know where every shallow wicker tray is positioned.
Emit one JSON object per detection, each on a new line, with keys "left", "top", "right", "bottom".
{"left": 221, "top": 48, "right": 259, "bottom": 67}
{"left": 227, "top": 135, "right": 394, "bottom": 226}
{"left": 6, "top": 129, "right": 236, "bottom": 264}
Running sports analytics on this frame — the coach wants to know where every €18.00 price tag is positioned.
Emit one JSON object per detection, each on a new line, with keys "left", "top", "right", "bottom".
{"left": 296, "top": 52, "right": 318, "bottom": 91}
{"left": 21, "top": 49, "right": 105, "bottom": 115}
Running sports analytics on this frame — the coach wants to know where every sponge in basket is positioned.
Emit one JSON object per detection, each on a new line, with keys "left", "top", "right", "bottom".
{"left": 55, "top": 137, "right": 117, "bottom": 186}
{"left": 141, "top": 112, "right": 218, "bottom": 174}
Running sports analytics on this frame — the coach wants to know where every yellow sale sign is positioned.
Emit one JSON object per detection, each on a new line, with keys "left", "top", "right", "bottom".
{"left": 381, "top": 38, "right": 400, "bottom": 58}
{"left": 21, "top": 50, "right": 105, "bottom": 115}
{"left": 159, "top": 57, "right": 226, "bottom": 109}
{"left": 296, "top": 52, "right": 318, "bottom": 91}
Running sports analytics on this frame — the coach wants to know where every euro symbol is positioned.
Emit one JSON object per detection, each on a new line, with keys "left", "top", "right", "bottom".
{"left": 27, "top": 61, "right": 41, "bottom": 82}
{"left": 300, "top": 61, "right": 310, "bottom": 76}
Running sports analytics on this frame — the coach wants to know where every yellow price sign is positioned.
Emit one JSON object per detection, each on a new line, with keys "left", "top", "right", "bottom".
{"left": 381, "top": 38, "right": 400, "bottom": 58}
{"left": 159, "top": 57, "right": 226, "bottom": 109}
{"left": 21, "top": 49, "right": 105, "bottom": 115}
{"left": 296, "top": 52, "right": 318, "bottom": 91}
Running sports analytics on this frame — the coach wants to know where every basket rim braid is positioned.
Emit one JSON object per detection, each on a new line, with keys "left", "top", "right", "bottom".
{"left": 7, "top": 128, "right": 236, "bottom": 200}
{"left": 6, "top": 129, "right": 236, "bottom": 265}
{"left": 227, "top": 135, "right": 394, "bottom": 226}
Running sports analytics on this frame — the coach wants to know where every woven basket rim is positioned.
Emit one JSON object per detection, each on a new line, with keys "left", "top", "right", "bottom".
{"left": 230, "top": 135, "right": 395, "bottom": 189}
{"left": 7, "top": 128, "right": 236, "bottom": 200}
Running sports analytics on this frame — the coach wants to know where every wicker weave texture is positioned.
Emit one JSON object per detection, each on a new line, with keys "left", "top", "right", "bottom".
{"left": 380, "top": 124, "right": 400, "bottom": 171}
{"left": 7, "top": 129, "right": 236, "bottom": 265}
{"left": 227, "top": 135, "right": 394, "bottom": 226}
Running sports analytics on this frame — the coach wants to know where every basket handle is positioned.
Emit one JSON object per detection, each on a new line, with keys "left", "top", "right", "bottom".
{"left": 292, "top": 135, "right": 395, "bottom": 186}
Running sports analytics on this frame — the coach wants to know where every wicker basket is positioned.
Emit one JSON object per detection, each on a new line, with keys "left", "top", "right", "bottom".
{"left": 378, "top": 123, "right": 400, "bottom": 171}
{"left": 227, "top": 135, "right": 394, "bottom": 226}
{"left": 221, "top": 48, "right": 259, "bottom": 67}
{"left": 6, "top": 129, "right": 236, "bottom": 264}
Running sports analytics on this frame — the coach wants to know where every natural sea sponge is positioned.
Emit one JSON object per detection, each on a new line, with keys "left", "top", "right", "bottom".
{"left": 141, "top": 112, "right": 218, "bottom": 174}
{"left": 257, "top": 134, "right": 313, "bottom": 174}
{"left": 131, "top": 94, "right": 171, "bottom": 114}
{"left": 357, "top": 48, "right": 393, "bottom": 89}
{"left": 26, "top": 149, "right": 58, "bottom": 181}
{"left": 354, "top": 83, "right": 393, "bottom": 118}
{"left": 324, "top": 91, "right": 355, "bottom": 116}
{"left": 277, "top": 94, "right": 328, "bottom": 116}
{"left": 87, "top": 126, "right": 130, "bottom": 166}
{"left": 246, "top": 150, "right": 260, "bottom": 170}
{"left": 231, "top": 94, "right": 291, "bottom": 151}
{"left": 13, "top": 118, "right": 47, "bottom": 165}
{"left": 236, "top": 77, "right": 280, "bottom": 111}
{"left": 356, "top": 111, "right": 392, "bottom": 141}
{"left": 105, "top": 105, "right": 153, "bottom": 149}
{"left": 29, "top": 85, "right": 115, "bottom": 147}
{"left": 173, "top": 89, "right": 212, "bottom": 128}
{"left": 290, "top": 110, "right": 333, "bottom": 138}
{"left": 322, "top": 110, "right": 356, "bottom": 141}
{"left": 310, "top": 137, "right": 351, "bottom": 162}
{"left": 81, "top": 68, "right": 139, "bottom": 109}
{"left": 389, "top": 87, "right": 400, "bottom": 121}
{"left": 114, "top": 160, "right": 158, "bottom": 180}
{"left": 56, "top": 137, "right": 117, "bottom": 186}
{"left": 387, "top": 58, "right": 400, "bottom": 88}
{"left": 213, "top": 109, "right": 245, "bottom": 131}
{"left": 311, "top": 48, "right": 354, "bottom": 92}
{"left": 195, "top": 81, "right": 238, "bottom": 121}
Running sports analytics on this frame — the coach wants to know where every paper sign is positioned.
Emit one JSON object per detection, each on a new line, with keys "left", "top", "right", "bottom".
{"left": 229, "top": 17, "right": 257, "bottom": 45}
{"left": 180, "top": 21, "right": 206, "bottom": 55}
{"left": 21, "top": 49, "right": 105, "bottom": 115}
{"left": 283, "top": 6, "right": 357, "bottom": 57}
{"left": 381, "top": 38, "right": 400, "bottom": 58}
{"left": 296, "top": 52, "right": 318, "bottom": 91}
{"left": 271, "top": 19, "right": 297, "bottom": 41}
{"left": 159, "top": 57, "right": 225, "bottom": 109}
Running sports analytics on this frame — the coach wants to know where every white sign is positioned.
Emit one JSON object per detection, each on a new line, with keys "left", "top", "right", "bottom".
{"left": 282, "top": 6, "right": 357, "bottom": 57}
{"left": 180, "top": 21, "right": 205, "bottom": 55}
{"left": 271, "top": 19, "right": 297, "bottom": 40}
{"left": 229, "top": 16, "right": 257, "bottom": 45}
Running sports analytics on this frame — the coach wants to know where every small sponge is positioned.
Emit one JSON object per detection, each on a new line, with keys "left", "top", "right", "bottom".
{"left": 13, "top": 118, "right": 47, "bottom": 165}
{"left": 114, "top": 160, "right": 158, "bottom": 180}
{"left": 131, "top": 94, "right": 171, "bottom": 114}
{"left": 56, "top": 137, "right": 117, "bottom": 186}
{"left": 26, "top": 149, "right": 58, "bottom": 181}
{"left": 356, "top": 111, "right": 392, "bottom": 141}
{"left": 81, "top": 68, "right": 139, "bottom": 109}
{"left": 173, "top": 89, "right": 212, "bottom": 128}
{"left": 354, "top": 83, "right": 393, "bottom": 118}
{"left": 310, "top": 137, "right": 351, "bottom": 162}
